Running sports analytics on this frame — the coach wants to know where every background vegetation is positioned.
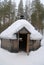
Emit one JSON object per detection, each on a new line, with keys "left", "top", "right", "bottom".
{"left": 0, "top": 0, "right": 44, "bottom": 33}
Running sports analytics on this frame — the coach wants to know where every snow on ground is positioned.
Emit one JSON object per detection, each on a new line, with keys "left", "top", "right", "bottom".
{"left": 41, "top": 38, "right": 44, "bottom": 46}
{"left": 0, "top": 38, "right": 44, "bottom": 65}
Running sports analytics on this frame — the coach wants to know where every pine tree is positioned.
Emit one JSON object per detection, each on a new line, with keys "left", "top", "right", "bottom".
{"left": 11, "top": 2, "right": 16, "bottom": 22}
{"left": 24, "top": 0, "right": 28, "bottom": 20}
{"left": 0, "top": 0, "right": 16, "bottom": 24}
{"left": 31, "top": 0, "right": 43, "bottom": 31}
{"left": 17, "top": 0, "right": 24, "bottom": 19}
{"left": 28, "top": 0, "right": 31, "bottom": 21}
{"left": 24, "top": 0, "right": 31, "bottom": 21}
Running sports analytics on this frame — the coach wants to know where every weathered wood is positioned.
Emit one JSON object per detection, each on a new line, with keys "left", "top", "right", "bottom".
{"left": 18, "top": 33, "right": 19, "bottom": 51}
{"left": 27, "top": 34, "right": 30, "bottom": 55}
{"left": 18, "top": 27, "right": 30, "bottom": 34}
{"left": 1, "top": 39, "right": 11, "bottom": 51}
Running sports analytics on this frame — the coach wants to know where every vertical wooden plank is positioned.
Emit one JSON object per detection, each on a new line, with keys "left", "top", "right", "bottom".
{"left": 27, "top": 34, "right": 30, "bottom": 55}
{"left": 18, "top": 33, "right": 19, "bottom": 51}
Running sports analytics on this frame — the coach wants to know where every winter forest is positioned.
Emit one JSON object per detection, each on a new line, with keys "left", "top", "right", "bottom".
{"left": 0, "top": 0, "right": 44, "bottom": 34}
{"left": 0, "top": 0, "right": 44, "bottom": 65}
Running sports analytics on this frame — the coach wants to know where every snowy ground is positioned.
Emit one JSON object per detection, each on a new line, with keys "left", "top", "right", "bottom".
{"left": 0, "top": 40, "right": 1, "bottom": 47}
{"left": 0, "top": 38, "right": 44, "bottom": 65}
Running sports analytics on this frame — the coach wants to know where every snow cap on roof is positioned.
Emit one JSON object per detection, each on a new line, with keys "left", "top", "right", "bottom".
{"left": 0, "top": 19, "right": 42, "bottom": 40}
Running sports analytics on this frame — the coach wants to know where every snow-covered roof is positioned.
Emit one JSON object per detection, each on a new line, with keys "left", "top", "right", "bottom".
{"left": 0, "top": 19, "right": 42, "bottom": 40}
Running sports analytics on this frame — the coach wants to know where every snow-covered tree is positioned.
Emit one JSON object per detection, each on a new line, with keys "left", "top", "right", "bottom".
{"left": 17, "top": 0, "right": 24, "bottom": 19}
{"left": 24, "top": 0, "right": 31, "bottom": 21}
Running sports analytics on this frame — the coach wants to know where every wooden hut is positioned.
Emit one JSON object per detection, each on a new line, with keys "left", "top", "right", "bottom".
{"left": 0, "top": 19, "right": 42, "bottom": 55}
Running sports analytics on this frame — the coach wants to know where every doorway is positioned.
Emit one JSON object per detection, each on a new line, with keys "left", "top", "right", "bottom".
{"left": 19, "top": 34, "right": 27, "bottom": 52}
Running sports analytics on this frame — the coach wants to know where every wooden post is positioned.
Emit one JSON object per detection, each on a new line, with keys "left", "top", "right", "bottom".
{"left": 18, "top": 33, "right": 19, "bottom": 51}
{"left": 27, "top": 34, "right": 30, "bottom": 55}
